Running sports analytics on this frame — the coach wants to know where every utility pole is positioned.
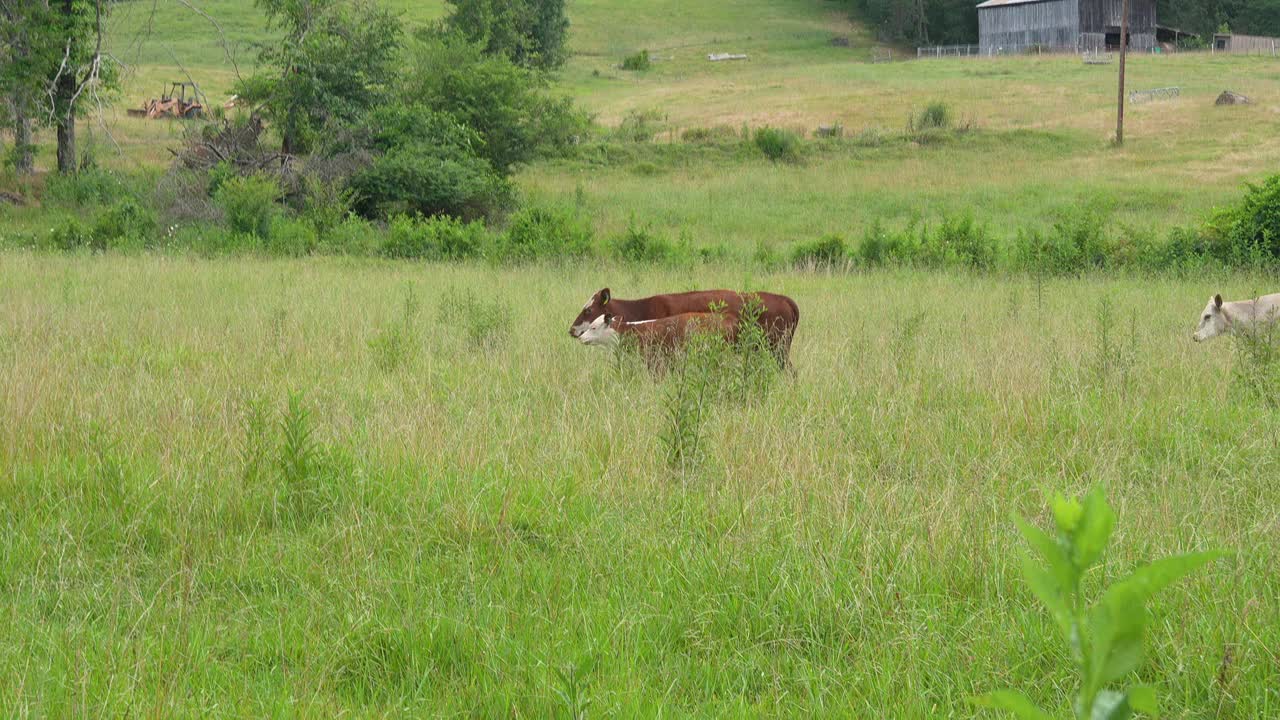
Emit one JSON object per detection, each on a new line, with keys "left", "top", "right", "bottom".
{"left": 1115, "top": 0, "right": 1130, "bottom": 145}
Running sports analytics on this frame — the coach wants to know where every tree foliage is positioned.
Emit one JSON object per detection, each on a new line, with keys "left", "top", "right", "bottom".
{"left": 443, "top": 0, "right": 569, "bottom": 70}
{"left": 0, "top": 0, "right": 118, "bottom": 173}
{"left": 237, "top": 0, "right": 402, "bottom": 155}
{"left": 402, "top": 33, "right": 587, "bottom": 174}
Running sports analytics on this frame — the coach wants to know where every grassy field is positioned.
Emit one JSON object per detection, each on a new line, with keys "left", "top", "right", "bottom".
{"left": 79, "top": 0, "right": 1280, "bottom": 254}
{"left": 2, "top": 253, "right": 1279, "bottom": 716}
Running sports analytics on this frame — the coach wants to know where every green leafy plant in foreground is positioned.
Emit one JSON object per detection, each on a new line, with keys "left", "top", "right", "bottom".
{"left": 975, "top": 487, "right": 1223, "bottom": 720}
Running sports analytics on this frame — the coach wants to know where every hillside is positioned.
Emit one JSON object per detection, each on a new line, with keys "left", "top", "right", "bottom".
{"left": 53, "top": 0, "right": 1280, "bottom": 250}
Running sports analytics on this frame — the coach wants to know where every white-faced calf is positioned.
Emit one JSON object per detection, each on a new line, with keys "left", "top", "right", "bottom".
{"left": 578, "top": 312, "right": 738, "bottom": 360}
{"left": 1192, "top": 293, "right": 1280, "bottom": 342}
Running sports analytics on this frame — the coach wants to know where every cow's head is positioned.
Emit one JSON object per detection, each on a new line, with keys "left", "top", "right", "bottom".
{"left": 1193, "top": 294, "right": 1227, "bottom": 342}
{"left": 569, "top": 288, "right": 611, "bottom": 338}
{"left": 577, "top": 313, "right": 621, "bottom": 348}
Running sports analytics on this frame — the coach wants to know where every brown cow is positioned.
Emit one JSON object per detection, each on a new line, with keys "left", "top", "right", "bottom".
{"left": 567, "top": 288, "right": 799, "bottom": 365}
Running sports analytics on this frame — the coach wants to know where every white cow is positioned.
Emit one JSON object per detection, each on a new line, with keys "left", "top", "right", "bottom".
{"left": 1192, "top": 293, "right": 1280, "bottom": 342}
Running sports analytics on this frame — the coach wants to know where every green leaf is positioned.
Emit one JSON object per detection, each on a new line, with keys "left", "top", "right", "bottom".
{"left": 1088, "top": 551, "right": 1223, "bottom": 689}
{"left": 1111, "top": 552, "right": 1226, "bottom": 602}
{"left": 1087, "top": 582, "right": 1147, "bottom": 689}
{"left": 971, "top": 690, "right": 1056, "bottom": 720}
{"left": 1016, "top": 515, "right": 1077, "bottom": 591}
{"left": 1072, "top": 486, "right": 1115, "bottom": 570}
{"left": 1022, "top": 555, "right": 1073, "bottom": 643}
{"left": 1128, "top": 685, "right": 1158, "bottom": 716}
{"left": 1090, "top": 689, "right": 1133, "bottom": 720}
{"left": 1052, "top": 493, "right": 1083, "bottom": 533}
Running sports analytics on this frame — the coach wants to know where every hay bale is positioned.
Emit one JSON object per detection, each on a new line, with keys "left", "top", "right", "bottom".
{"left": 1215, "top": 90, "right": 1251, "bottom": 105}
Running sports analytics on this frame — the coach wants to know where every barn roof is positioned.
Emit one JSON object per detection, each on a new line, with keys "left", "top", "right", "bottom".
{"left": 976, "top": 0, "right": 1060, "bottom": 8}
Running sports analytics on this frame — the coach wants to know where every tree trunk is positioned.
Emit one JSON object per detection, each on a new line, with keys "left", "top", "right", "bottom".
{"left": 56, "top": 73, "right": 76, "bottom": 174}
{"left": 55, "top": 0, "right": 78, "bottom": 174}
{"left": 13, "top": 105, "right": 34, "bottom": 175}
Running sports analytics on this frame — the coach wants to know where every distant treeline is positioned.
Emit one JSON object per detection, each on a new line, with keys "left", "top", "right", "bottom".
{"left": 848, "top": 0, "right": 1280, "bottom": 46}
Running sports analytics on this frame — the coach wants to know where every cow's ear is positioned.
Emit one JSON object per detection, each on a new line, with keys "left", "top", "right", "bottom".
{"left": 604, "top": 313, "right": 615, "bottom": 325}
{"left": 600, "top": 288, "right": 611, "bottom": 305}
{"left": 1215, "top": 294, "right": 1224, "bottom": 309}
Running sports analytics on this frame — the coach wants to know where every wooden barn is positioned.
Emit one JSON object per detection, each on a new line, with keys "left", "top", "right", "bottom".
{"left": 1213, "top": 33, "right": 1279, "bottom": 55}
{"left": 977, "top": 0, "right": 1156, "bottom": 53}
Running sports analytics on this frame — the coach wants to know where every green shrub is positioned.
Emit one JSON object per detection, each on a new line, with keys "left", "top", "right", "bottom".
{"left": 610, "top": 218, "right": 675, "bottom": 263}
{"left": 92, "top": 198, "right": 157, "bottom": 249}
{"left": 347, "top": 106, "right": 511, "bottom": 221}
{"left": 924, "top": 214, "right": 996, "bottom": 269}
{"left": 381, "top": 214, "right": 489, "bottom": 261}
{"left": 265, "top": 216, "right": 319, "bottom": 257}
{"left": 754, "top": 127, "right": 801, "bottom": 163}
{"left": 614, "top": 109, "right": 666, "bottom": 143}
{"left": 206, "top": 161, "right": 238, "bottom": 199}
{"left": 405, "top": 35, "right": 588, "bottom": 170}
{"left": 49, "top": 218, "right": 93, "bottom": 251}
{"left": 857, "top": 220, "right": 893, "bottom": 266}
{"left": 791, "top": 234, "right": 848, "bottom": 268}
{"left": 320, "top": 215, "right": 380, "bottom": 255}
{"left": 300, "top": 176, "right": 356, "bottom": 239}
{"left": 913, "top": 101, "right": 952, "bottom": 131}
{"left": 495, "top": 204, "right": 593, "bottom": 262}
{"left": 1015, "top": 205, "right": 1111, "bottom": 274}
{"left": 214, "top": 173, "right": 281, "bottom": 238}
{"left": 44, "top": 168, "right": 131, "bottom": 207}
{"left": 752, "top": 240, "right": 784, "bottom": 271}
{"left": 621, "top": 49, "right": 651, "bottom": 71}
{"left": 1206, "top": 173, "right": 1280, "bottom": 261}
{"left": 681, "top": 125, "right": 738, "bottom": 144}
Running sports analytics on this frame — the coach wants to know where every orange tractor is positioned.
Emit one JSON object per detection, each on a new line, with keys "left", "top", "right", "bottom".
{"left": 127, "top": 81, "right": 207, "bottom": 119}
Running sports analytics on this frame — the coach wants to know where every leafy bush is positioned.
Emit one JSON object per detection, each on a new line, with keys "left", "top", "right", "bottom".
{"left": 347, "top": 106, "right": 511, "bottom": 220}
{"left": 299, "top": 175, "right": 356, "bottom": 239}
{"left": 44, "top": 168, "right": 132, "bottom": 207}
{"left": 1206, "top": 173, "right": 1280, "bottom": 261}
{"left": 265, "top": 216, "right": 319, "bottom": 257}
{"left": 924, "top": 214, "right": 996, "bottom": 269}
{"left": 49, "top": 218, "right": 93, "bottom": 251}
{"left": 404, "top": 35, "right": 588, "bottom": 170}
{"left": 206, "top": 161, "right": 238, "bottom": 199}
{"left": 610, "top": 218, "right": 675, "bottom": 263}
{"left": 319, "top": 214, "right": 380, "bottom": 255}
{"left": 621, "top": 50, "right": 651, "bottom": 71}
{"left": 681, "top": 125, "right": 738, "bottom": 144}
{"left": 380, "top": 214, "right": 489, "bottom": 260}
{"left": 443, "top": 0, "right": 569, "bottom": 70}
{"left": 214, "top": 173, "right": 281, "bottom": 238}
{"left": 913, "top": 101, "right": 952, "bottom": 131}
{"left": 975, "top": 487, "right": 1221, "bottom": 720}
{"left": 791, "top": 234, "right": 848, "bottom": 268}
{"left": 494, "top": 204, "right": 593, "bottom": 262}
{"left": 614, "top": 109, "right": 666, "bottom": 143}
{"left": 754, "top": 127, "right": 801, "bottom": 163}
{"left": 92, "top": 198, "right": 157, "bottom": 249}
{"left": 1015, "top": 205, "right": 1111, "bottom": 274}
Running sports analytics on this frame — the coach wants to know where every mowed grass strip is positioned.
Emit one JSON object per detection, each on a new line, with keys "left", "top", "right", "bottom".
{"left": 1, "top": 253, "right": 1277, "bottom": 715}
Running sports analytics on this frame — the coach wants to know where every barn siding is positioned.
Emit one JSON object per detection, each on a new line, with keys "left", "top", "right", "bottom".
{"left": 1079, "top": 0, "right": 1155, "bottom": 50}
{"left": 1216, "top": 33, "right": 1280, "bottom": 54}
{"left": 978, "top": 0, "right": 1079, "bottom": 51}
{"left": 978, "top": 0, "right": 1156, "bottom": 52}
